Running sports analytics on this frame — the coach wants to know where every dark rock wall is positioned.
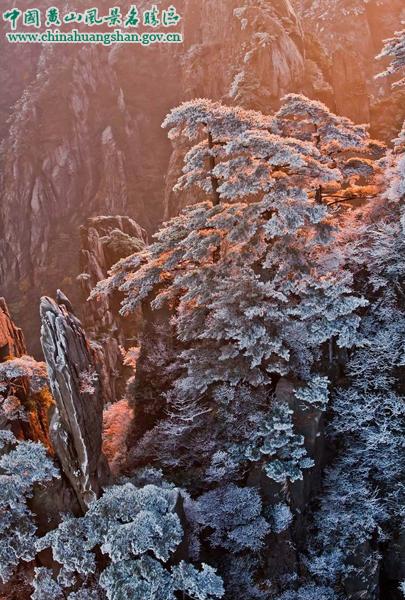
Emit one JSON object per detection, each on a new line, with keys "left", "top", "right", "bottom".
{"left": 78, "top": 215, "right": 147, "bottom": 403}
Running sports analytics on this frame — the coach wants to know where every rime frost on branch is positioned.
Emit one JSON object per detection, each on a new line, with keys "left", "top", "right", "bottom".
{"left": 35, "top": 482, "right": 224, "bottom": 599}
{"left": 0, "top": 432, "right": 59, "bottom": 583}
{"left": 376, "top": 28, "right": 405, "bottom": 88}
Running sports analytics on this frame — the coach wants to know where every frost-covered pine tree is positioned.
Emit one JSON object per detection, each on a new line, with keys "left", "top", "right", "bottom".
{"left": 163, "top": 95, "right": 383, "bottom": 207}
{"left": 0, "top": 430, "right": 59, "bottom": 584}
{"left": 35, "top": 480, "right": 224, "bottom": 600}
{"left": 293, "top": 118, "right": 405, "bottom": 599}
{"left": 377, "top": 28, "right": 405, "bottom": 88}
{"left": 273, "top": 93, "right": 385, "bottom": 205}
{"left": 94, "top": 97, "right": 368, "bottom": 488}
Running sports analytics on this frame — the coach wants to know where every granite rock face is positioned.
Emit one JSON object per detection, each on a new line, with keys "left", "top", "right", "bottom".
{"left": 40, "top": 295, "right": 110, "bottom": 510}
{"left": 179, "top": 0, "right": 305, "bottom": 110}
{"left": 1, "top": 0, "right": 403, "bottom": 351}
{"left": 0, "top": 298, "right": 53, "bottom": 449}
{"left": 297, "top": 0, "right": 405, "bottom": 138}
{"left": 0, "top": 12, "right": 179, "bottom": 353}
{"left": 78, "top": 215, "right": 147, "bottom": 403}
{"left": 0, "top": 298, "right": 27, "bottom": 361}
{"left": 0, "top": 0, "right": 42, "bottom": 143}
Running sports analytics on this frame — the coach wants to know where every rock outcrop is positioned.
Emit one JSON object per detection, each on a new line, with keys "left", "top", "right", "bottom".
{"left": 297, "top": 0, "right": 405, "bottom": 139}
{"left": 78, "top": 215, "right": 147, "bottom": 404}
{"left": 0, "top": 5, "right": 180, "bottom": 353}
{"left": 1, "top": 0, "right": 403, "bottom": 350}
{"left": 40, "top": 295, "right": 110, "bottom": 510}
{"left": 0, "top": 299, "right": 53, "bottom": 448}
{"left": 0, "top": 298, "right": 27, "bottom": 360}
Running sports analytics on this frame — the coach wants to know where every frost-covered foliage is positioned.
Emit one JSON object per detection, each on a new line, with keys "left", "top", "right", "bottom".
{"left": 162, "top": 95, "right": 382, "bottom": 205}
{"left": 377, "top": 28, "right": 405, "bottom": 88}
{"left": 36, "top": 482, "right": 224, "bottom": 600}
{"left": 307, "top": 453, "right": 388, "bottom": 586}
{"left": 88, "top": 94, "right": 404, "bottom": 598}
{"left": 302, "top": 125, "right": 405, "bottom": 596}
{"left": 243, "top": 402, "right": 314, "bottom": 483}
{"left": 269, "top": 503, "right": 293, "bottom": 534}
{"left": 184, "top": 485, "right": 274, "bottom": 597}
{"left": 31, "top": 568, "right": 64, "bottom": 600}
{"left": 274, "top": 94, "right": 383, "bottom": 204}
{"left": 274, "top": 94, "right": 371, "bottom": 153}
{"left": 98, "top": 557, "right": 223, "bottom": 600}
{"left": 191, "top": 484, "right": 270, "bottom": 552}
{"left": 294, "top": 376, "right": 329, "bottom": 411}
{"left": 94, "top": 96, "right": 369, "bottom": 487}
{"left": 0, "top": 355, "right": 48, "bottom": 394}
{"left": 162, "top": 98, "right": 274, "bottom": 144}
{"left": 220, "top": 554, "right": 270, "bottom": 599}
{"left": 32, "top": 566, "right": 105, "bottom": 600}
{"left": 0, "top": 431, "right": 59, "bottom": 583}
{"left": 275, "top": 584, "right": 337, "bottom": 600}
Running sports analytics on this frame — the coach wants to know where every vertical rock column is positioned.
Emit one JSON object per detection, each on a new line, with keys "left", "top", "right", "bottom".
{"left": 40, "top": 296, "right": 110, "bottom": 510}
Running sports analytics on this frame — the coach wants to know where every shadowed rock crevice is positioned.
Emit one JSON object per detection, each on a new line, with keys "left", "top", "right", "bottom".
{"left": 78, "top": 215, "right": 147, "bottom": 404}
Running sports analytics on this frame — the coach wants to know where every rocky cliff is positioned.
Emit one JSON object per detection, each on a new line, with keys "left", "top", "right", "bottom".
{"left": 0, "top": 0, "right": 404, "bottom": 353}
{"left": 0, "top": 1, "right": 180, "bottom": 353}
{"left": 297, "top": 0, "right": 405, "bottom": 139}
{"left": 0, "top": 298, "right": 53, "bottom": 448}
{"left": 78, "top": 215, "right": 147, "bottom": 403}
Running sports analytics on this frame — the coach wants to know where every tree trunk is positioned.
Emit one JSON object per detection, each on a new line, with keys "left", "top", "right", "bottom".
{"left": 207, "top": 130, "right": 221, "bottom": 206}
